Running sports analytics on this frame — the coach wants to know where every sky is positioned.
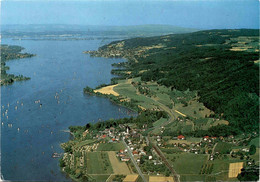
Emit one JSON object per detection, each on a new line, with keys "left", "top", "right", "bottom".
{"left": 1, "top": 0, "right": 259, "bottom": 29}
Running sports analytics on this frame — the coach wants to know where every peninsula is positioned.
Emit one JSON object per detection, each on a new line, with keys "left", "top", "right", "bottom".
{"left": 61, "top": 29, "right": 259, "bottom": 182}
{"left": 0, "top": 45, "right": 35, "bottom": 85}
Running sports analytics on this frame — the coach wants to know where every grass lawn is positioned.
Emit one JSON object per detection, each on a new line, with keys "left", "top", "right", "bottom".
{"left": 209, "top": 155, "right": 244, "bottom": 181}
{"left": 153, "top": 117, "right": 168, "bottom": 128}
{"left": 186, "top": 137, "right": 201, "bottom": 143}
{"left": 251, "top": 148, "right": 259, "bottom": 162}
{"left": 114, "top": 79, "right": 157, "bottom": 110}
{"left": 249, "top": 137, "right": 259, "bottom": 147}
{"left": 75, "top": 140, "right": 95, "bottom": 148}
{"left": 96, "top": 142, "right": 125, "bottom": 151}
{"left": 215, "top": 142, "right": 234, "bottom": 154}
{"left": 86, "top": 152, "right": 113, "bottom": 174}
{"left": 174, "top": 100, "right": 212, "bottom": 119}
{"left": 167, "top": 139, "right": 192, "bottom": 145}
{"left": 166, "top": 153, "right": 207, "bottom": 174}
{"left": 107, "top": 151, "right": 131, "bottom": 174}
{"left": 89, "top": 174, "right": 110, "bottom": 182}
{"left": 180, "top": 174, "right": 206, "bottom": 181}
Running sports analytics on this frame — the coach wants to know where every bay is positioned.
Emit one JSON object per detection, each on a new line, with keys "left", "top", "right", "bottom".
{"left": 1, "top": 37, "right": 135, "bottom": 181}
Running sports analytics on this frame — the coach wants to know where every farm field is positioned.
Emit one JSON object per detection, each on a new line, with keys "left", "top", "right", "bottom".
{"left": 165, "top": 153, "right": 207, "bottom": 181}
{"left": 96, "top": 142, "right": 125, "bottom": 151}
{"left": 166, "top": 153, "right": 207, "bottom": 174}
{"left": 107, "top": 151, "right": 131, "bottom": 174}
{"left": 153, "top": 117, "right": 168, "bottom": 128}
{"left": 86, "top": 152, "right": 113, "bottom": 174}
{"left": 174, "top": 100, "right": 212, "bottom": 119}
{"left": 214, "top": 142, "right": 234, "bottom": 154}
{"left": 251, "top": 148, "right": 260, "bottom": 161}
{"left": 74, "top": 140, "right": 95, "bottom": 148}
{"left": 249, "top": 137, "right": 259, "bottom": 147}
{"left": 207, "top": 155, "right": 245, "bottom": 181}
{"left": 89, "top": 174, "right": 110, "bottom": 182}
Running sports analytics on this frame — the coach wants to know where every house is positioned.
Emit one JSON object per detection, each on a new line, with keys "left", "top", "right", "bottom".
{"left": 203, "top": 136, "right": 210, "bottom": 141}
{"left": 102, "top": 135, "right": 107, "bottom": 138}
{"left": 177, "top": 135, "right": 185, "bottom": 140}
{"left": 132, "top": 150, "right": 138, "bottom": 155}
{"left": 121, "top": 157, "right": 130, "bottom": 162}
{"left": 118, "top": 153, "right": 126, "bottom": 157}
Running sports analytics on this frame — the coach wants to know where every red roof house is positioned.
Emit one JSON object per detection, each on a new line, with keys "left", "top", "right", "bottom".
{"left": 177, "top": 135, "right": 185, "bottom": 140}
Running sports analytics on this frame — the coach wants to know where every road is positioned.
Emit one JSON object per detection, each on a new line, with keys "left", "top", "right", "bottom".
{"left": 147, "top": 136, "right": 180, "bottom": 182}
{"left": 145, "top": 97, "right": 180, "bottom": 182}
{"left": 208, "top": 142, "right": 218, "bottom": 160}
{"left": 122, "top": 139, "right": 148, "bottom": 182}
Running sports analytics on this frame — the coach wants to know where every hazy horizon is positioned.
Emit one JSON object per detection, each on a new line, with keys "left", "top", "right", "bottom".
{"left": 1, "top": 0, "right": 259, "bottom": 29}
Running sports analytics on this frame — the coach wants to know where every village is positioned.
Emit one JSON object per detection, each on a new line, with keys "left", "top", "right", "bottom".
{"left": 60, "top": 120, "right": 259, "bottom": 182}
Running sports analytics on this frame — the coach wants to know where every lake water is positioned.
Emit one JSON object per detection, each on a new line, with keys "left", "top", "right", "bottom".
{"left": 1, "top": 37, "right": 136, "bottom": 181}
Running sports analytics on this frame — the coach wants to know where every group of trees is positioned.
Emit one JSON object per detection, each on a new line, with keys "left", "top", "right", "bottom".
{"left": 0, "top": 45, "right": 34, "bottom": 85}
{"left": 69, "top": 110, "right": 168, "bottom": 138}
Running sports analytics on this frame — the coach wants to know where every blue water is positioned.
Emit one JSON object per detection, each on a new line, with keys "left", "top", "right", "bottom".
{"left": 1, "top": 38, "right": 135, "bottom": 181}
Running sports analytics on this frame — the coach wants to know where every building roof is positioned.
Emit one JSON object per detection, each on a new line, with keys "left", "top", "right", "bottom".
{"left": 149, "top": 176, "right": 174, "bottom": 182}
{"left": 177, "top": 135, "right": 185, "bottom": 139}
{"left": 228, "top": 162, "right": 244, "bottom": 178}
{"left": 123, "top": 174, "right": 139, "bottom": 182}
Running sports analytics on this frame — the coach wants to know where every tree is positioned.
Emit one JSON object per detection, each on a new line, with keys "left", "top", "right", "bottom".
{"left": 59, "top": 159, "right": 65, "bottom": 168}
{"left": 237, "top": 165, "right": 259, "bottom": 182}
{"left": 249, "top": 144, "right": 256, "bottom": 155}
{"left": 85, "top": 123, "right": 91, "bottom": 130}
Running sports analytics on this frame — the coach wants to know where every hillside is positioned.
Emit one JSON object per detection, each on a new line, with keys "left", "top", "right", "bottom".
{"left": 86, "top": 29, "right": 259, "bottom": 134}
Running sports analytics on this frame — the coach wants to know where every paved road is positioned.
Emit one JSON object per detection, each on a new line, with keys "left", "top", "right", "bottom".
{"left": 122, "top": 139, "right": 147, "bottom": 182}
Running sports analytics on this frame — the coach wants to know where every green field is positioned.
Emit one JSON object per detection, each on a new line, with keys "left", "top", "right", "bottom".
{"left": 249, "top": 137, "right": 259, "bottom": 147}
{"left": 86, "top": 152, "right": 113, "bottom": 174}
{"left": 152, "top": 117, "right": 168, "bottom": 130}
{"left": 96, "top": 142, "right": 125, "bottom": 151}
{"left": 75, "top": 140, "right": 96, "bottom": 148}
{"left": 166, "top": 153, "right": 207, "bottom": 174}
{"left": 114, "top": 78, "right": 157, "bottom": 110}
{"left": 251, "top": 148, "right": 260, "bottom": 162}
{"left": 165, "top": 153, "right": 208, "bottom": 181}
{"left": 89, "top": 175, "right": 110, "bottom": 182}
{"left": 215, "top": 142, "right": 234, "bottom": 154}
{"left": 209, "top": 156, "right": 244, "bottom": 181}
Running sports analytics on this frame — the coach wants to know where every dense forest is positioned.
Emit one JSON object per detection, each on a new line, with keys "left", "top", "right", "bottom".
{"left": 0, "top": 45, "right": 35, "bottom": 85}
{"left": 91, "top": 29, "right": 259, "bottom": 135}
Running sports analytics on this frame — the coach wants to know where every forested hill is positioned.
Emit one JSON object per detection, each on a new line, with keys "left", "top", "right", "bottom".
{"left": 88, "top": 29, "right": 259, "bottom": 134}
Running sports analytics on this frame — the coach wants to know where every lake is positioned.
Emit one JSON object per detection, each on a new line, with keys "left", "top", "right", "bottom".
{"left": 1, "top": 36, "right": 136, "bottom": 181}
